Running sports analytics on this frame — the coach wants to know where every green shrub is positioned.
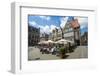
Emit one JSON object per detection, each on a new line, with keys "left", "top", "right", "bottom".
{"left": 59, "top": 47, "right": 65, "bottom": 54}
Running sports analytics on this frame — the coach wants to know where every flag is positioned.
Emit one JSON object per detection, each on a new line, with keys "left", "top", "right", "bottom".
{"left": 70, "top": 19, "right": 80, "bottom": 28}
{"left": 67, "top": 16, "right": 80, "bottom": 28}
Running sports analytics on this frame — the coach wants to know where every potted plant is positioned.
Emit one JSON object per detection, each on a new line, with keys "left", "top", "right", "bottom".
{"left": 59, "top": 47, "right": 66, "bottom": 59}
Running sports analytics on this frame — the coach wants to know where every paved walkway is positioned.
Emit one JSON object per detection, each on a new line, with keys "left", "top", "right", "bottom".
{"left": 28, "top": 47, "right": 59, "bottom": 60}
{"left": 67, "top": 46, "right": 88, "bottom": 59}
{"left": 28, "top": 46, "right": 88, "bottom": 61}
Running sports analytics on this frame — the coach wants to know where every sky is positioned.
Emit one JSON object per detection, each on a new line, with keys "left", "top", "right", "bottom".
{"left": 28, "top": 15, "right": 88, "bottom": 35}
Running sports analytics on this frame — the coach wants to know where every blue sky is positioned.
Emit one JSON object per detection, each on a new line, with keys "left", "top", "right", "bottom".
{"left": 28, "top": 15, "right": 61, "bottom": 27}
{"left": 28, "top": 15, "right": 88, "bottom": 35}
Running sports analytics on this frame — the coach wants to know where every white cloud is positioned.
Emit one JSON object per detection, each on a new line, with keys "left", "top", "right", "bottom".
{"left": 29, "top": 21, "right": 36, "bottom": 25}
{"left": 39, "top": 24, "right": 59, "bottom": 34}
{"left": 80, "top": 24, "right": 87, "bottom": 29}
{"left": 39, "top": 16, "right": 51, "bottom": 20}
{"left": 50, "top": 25, "right": 56, "bottom": 32}
{"left": 29, "top": 16, "right": 69, "bottom": 35}
{"left": 60, "top": 17, "right": 68, "bottom": 28}
{"left": 29, "top": 21, "right": 54, "bottom": 34}
{"left": 39, "top": 25, "right": 50, "bottom": 34}
{"left": 44, "top": 25, "right": 50, "bottom": 34}
{"left": 39, "top": 25, "right": 44, "bottom": 33}
{"left": 78, "top": 17, "right": 88, "bottom": 25}
{"left": 75, "top": 17, "right": 88, "bottom": 25}
{"left": 29, "top": 21, "right": 39, "bottom": 28}
{"left": 29, "top": 21, "right": 50, "bottom": 34}
{"left": 74, "top": 17, "right": 88, "bottom": 29}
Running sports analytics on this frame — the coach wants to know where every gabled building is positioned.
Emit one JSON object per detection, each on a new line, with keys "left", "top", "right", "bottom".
{"left": 28, "top": 25, "right": 40, "bottom": 46}
{"left": 50, "top": 21, "right": 74, "bottom": 42}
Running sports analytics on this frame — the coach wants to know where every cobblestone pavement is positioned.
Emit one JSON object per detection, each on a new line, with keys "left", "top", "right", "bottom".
{"left": 67, "top": 46, "right": 88, "bottom": 59}
{"left": 28, "top": 47, "right": 59, "bottom": 60}
{"left": 28, "top": 46, "right": 88, "bottom": 61}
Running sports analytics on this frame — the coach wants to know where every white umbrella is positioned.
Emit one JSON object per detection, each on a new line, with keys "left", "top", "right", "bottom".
{"left": 38, "top": 40, "right": 54, "bottom": 44}
{"left": 44, "top": 40, "right": 55, "bottom": 44}
{"left": 56, "top": 39, "right": 67, "bottom": 44}
{"left": 54, "top": 41, "right": 59, "bottom": 44}
{"left": 58, "top": 39, "right": 67, "bottom": 42}
{"left": 38, "top": 42, "right": 42, "bottom": 44}
{"left": 56, "top": 39, "right": 73, "bottom": 44}
{"left": 38, "top": 41, "right": 47, "bottom": 44}
{"left": 47, "top": 40, "right": 54, "bottom": 43}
